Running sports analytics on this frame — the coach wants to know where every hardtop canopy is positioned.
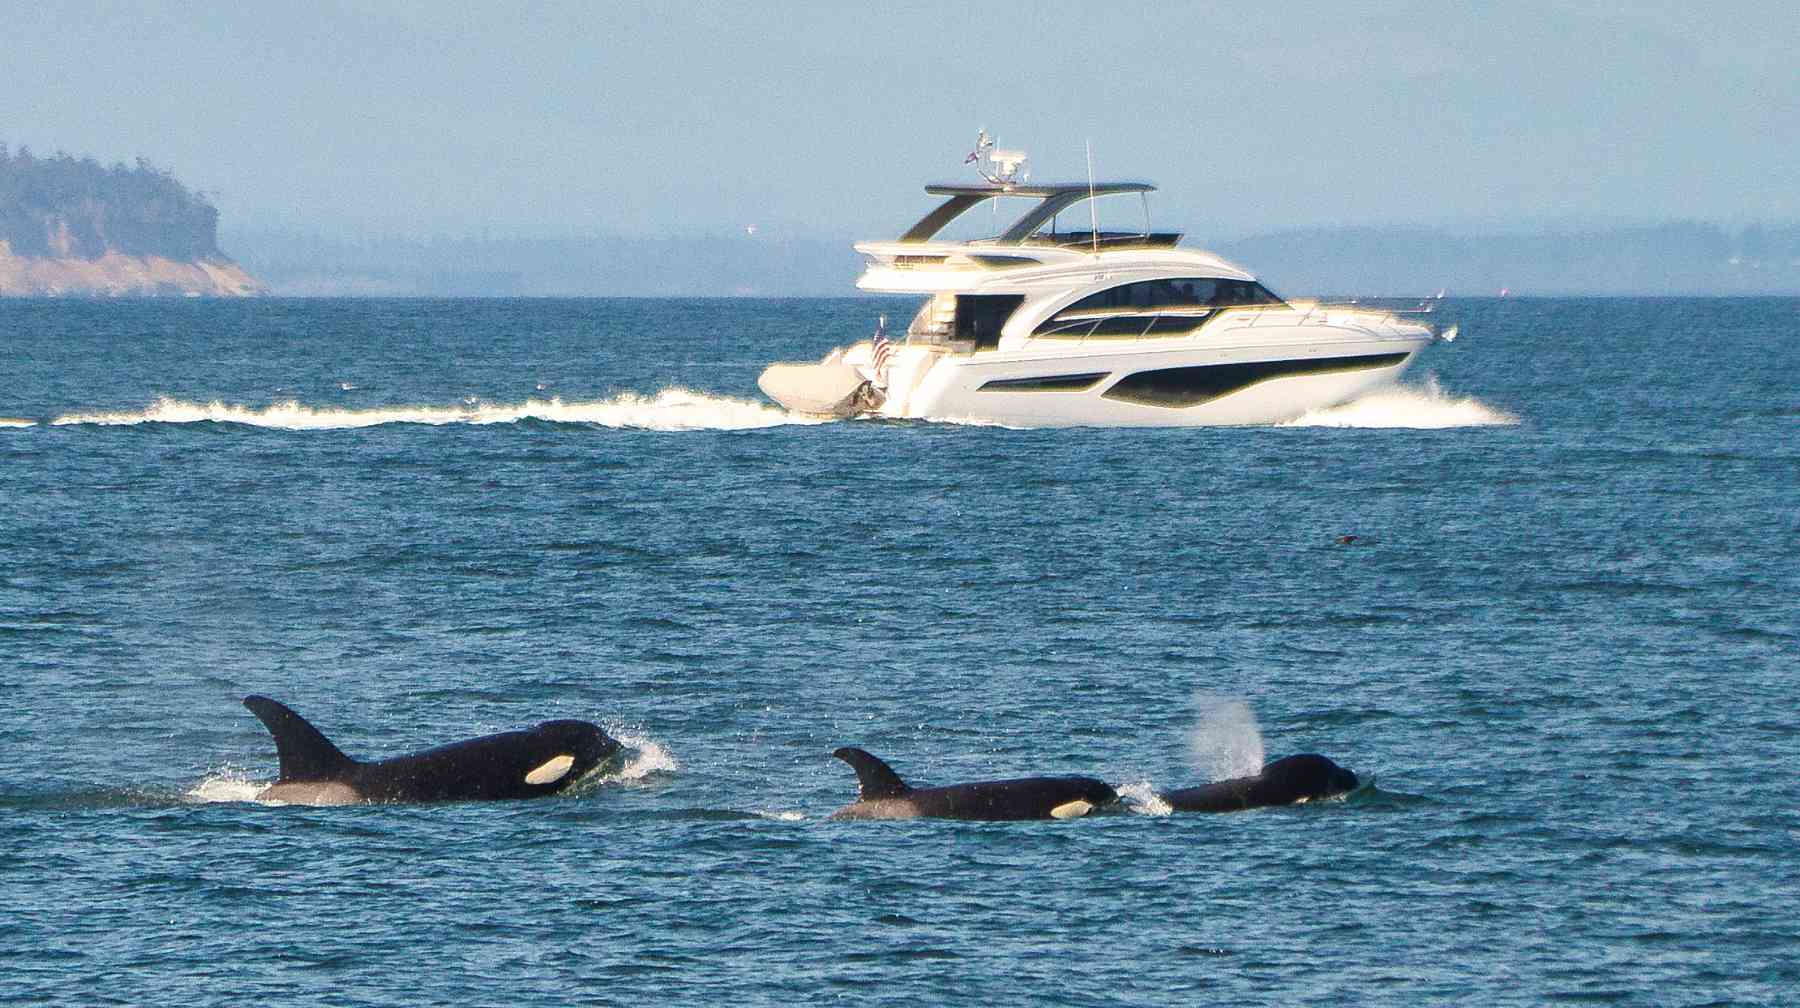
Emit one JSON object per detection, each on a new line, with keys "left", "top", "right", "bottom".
{"left": 903, "top": 182, "right": 1158, "bottom": 243}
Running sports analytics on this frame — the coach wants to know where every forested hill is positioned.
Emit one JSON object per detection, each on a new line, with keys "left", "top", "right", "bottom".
{"left": 0, "top": 146, "right": 220, "bottom": 260}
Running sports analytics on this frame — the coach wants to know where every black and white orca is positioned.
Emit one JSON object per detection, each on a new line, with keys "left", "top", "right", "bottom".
{"left": 829, "top": 746, "right": 1117, "bottom": 821}
{"left": 1159, "top": 753, "right": 1359, "bottom": 813}
{"left": 242, "top": 695, "right": 620, "bottom": 805}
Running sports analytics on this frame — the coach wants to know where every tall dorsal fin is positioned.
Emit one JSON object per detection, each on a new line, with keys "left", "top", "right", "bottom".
{"left": 243, "top": 695, "right": 357, "bottom": 782}
{"left": 831, "top": 747, "right": 910, "bottom": 800}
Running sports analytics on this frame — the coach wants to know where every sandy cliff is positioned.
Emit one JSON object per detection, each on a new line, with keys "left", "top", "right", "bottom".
{"left": 0, "top": 239, "right": 265, "bottom": 297}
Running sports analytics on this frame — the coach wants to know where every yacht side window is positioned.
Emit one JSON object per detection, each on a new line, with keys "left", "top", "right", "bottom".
{"left": 1031, "top": 277, "right": 1233, "bottom": 337}
{"left": 1212, "top": 279, "right": 1285, "bottom": 307}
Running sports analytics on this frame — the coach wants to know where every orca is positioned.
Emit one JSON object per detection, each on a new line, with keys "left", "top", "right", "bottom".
{"left": 1159, "top": 753, "right": 1359, "bottom": 813}
{"left": 829, "top": 746, "right": 1117, "bottom": 821}
{"left": 242, "top": 695, "right": 621, "bottom": 805}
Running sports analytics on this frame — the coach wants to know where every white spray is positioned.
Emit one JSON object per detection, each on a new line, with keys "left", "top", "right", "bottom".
{"left": 1279, "top": 375, "right": 1518, "bottom": 429}
{"left": 601, "top": 729, "right": 680, "bottom": 784}
{"left": 1186, "top": 692, "right": 1266, "bottom": 781}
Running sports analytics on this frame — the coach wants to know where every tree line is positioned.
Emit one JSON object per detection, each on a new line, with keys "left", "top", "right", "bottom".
{"left": 0, "top": 145, "right": 220, "bottom": 261}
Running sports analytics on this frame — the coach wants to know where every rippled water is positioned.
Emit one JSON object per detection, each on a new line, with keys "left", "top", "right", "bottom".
{"left": 2, "top": 297, "right": 1796, "bottom": 1005}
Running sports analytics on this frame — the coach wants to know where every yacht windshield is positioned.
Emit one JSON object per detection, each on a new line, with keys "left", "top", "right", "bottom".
{"left": 899, "top": 184, "right": 1157, "bottom": 244}
{"left": 916, "top": 196, "right": 1043, "bottom": 243}
{"left": 1037, "top": 192, "right": 1152, "bottom": 244}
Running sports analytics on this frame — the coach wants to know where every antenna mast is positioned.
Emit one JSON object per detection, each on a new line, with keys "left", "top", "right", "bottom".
{"left": 1085, "top": 140, "right": 1099, "bottom": 254}
{"left": 968, "top": 130, "right": 1029, "bottom": 186}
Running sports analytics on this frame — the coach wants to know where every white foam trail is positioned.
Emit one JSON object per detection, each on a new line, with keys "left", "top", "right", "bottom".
{"left": 185, "top": 770, "right": 271, "bottom": 804}
{"left": 0, "top": 417, "right": 34, "bottom": 428}
{"left": 1187, "top": 693, "right": 1266, "bottom": 781}
{"left": 1115, "top": 780, "right": 1173, "bottom": 816}
{"left": 1280, "top": 375, "right": 1518, "bottom": 429}
{"left": 51, "top": 388, "right": 823, "bottom": 431}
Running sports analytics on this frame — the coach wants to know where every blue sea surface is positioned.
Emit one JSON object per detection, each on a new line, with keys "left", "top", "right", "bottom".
{"left": 1, "top": 297, "right": 1796, "bottom": 1005}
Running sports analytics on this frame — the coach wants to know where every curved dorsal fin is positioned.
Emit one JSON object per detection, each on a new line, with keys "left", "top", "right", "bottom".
{"left": 831, "top": 747, "right": 910, "bottom": 799}
{"left": 243, "top": 695, "right": 357, "bottom": 782}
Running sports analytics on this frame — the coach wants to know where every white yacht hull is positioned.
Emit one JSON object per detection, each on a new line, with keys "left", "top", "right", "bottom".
{"left": 797, "top": 318, "right": 1431, "bottom": 428}
{"left": 897, "top": 348, "right": 1417, "bottom": 427}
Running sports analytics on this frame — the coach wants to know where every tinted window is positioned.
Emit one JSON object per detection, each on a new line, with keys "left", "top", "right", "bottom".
{"left": 1033, "top": 277, "right": 1283, "bottom": 336}
{"left": 1143, "top": 315, "right": 1208, "bottom": 336}
{"left": 1212, "top": 278, "right": 1284, "bottom": 306}
{"left": 1102, "top": 353, "right": 1409, "bottom": 407}
{"left": 1033, "top": 317, "right": 1100, "bottom": 339}
{"left": 978, "top": 372, "right": 1109, "bottom": 392}
{"left": 1088, "top": 315, "right": 1153, "bottom": 337}
{"left": 1063, "top": 277, "right": 1286, "bottom": 311}
{"left": 955, "top": 295, "right": 1025, "bottom": 351}
{"left": 1064, "top": 278, "right": 1215, "bottom": 312}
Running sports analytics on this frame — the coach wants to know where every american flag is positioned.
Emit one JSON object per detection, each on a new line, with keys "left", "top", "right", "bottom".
{"left": 870, "top": 315, "right": 893, "bottom": 388}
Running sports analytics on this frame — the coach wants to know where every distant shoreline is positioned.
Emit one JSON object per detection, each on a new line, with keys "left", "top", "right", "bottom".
{"left": 0, "top": 247, "right": 265, "bottom": 298}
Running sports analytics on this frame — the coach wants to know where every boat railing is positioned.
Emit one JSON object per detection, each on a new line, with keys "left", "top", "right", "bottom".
{"left": 1224, "top": 302, "right": 1428, "bottom": 333}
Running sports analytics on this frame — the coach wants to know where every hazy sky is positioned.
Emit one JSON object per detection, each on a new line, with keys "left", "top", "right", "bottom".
{"left": 6, "top": 1, "right": 1796, "bottom": 241}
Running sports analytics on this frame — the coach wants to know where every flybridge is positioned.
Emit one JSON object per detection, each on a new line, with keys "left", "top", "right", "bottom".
{"left": 900, "top": 181, "right": 1167, "bottom": 245}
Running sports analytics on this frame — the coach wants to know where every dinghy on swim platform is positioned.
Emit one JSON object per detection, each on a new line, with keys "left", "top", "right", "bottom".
{"left": 757, "top": 352, "right": 884, "bottom": 418}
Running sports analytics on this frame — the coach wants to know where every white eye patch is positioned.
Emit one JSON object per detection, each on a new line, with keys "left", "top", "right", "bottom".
{"left": 524, "top": 754, "right": 576, "bottom": 785}
{"left": 1050, "top": 799, "right": 1094, "bottom": 820}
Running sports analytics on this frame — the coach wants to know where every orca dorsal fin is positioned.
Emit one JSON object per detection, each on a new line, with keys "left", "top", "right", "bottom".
{"left": 243, "top": 695, "right": 357, "bottom": 782}
{"left": 832, "top": 747, "right": 911, "bottom": 799}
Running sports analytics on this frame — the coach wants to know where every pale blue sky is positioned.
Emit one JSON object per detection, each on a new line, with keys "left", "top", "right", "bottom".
{"left": 5, "top": 1, "right": 1796, "bottom": 239}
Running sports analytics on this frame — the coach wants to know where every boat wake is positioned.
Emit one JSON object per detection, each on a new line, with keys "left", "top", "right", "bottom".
{"left": 51, "top": 388, "right": 823, "bottom": 432}
{"left": 1279, "top": 376, "right": 1517, "bottom": 429}
{"left": 31, "top": 377, "right": 1510, "bottom": 433}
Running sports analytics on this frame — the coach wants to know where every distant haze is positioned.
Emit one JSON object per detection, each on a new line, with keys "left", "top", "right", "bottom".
{"left": 5, "top": 2, "right": 1796, "bottom": 243}
{"left": 221, "top": 223, "right": 1800, "bottom": 297}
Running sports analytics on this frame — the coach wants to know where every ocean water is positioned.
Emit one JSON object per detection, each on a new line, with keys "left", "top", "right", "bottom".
{"left": 1, "top": 296, "right": 1796, "bottom": 1006}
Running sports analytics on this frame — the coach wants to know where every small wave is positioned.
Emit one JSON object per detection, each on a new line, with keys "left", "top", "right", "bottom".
{"left": 1280, "top": 375, "right": 1518, "bottom": 429}
{"left": 641, "top": 808, "right": 778, "bottom": 823}
{"left": 0, "top": 417, "right": 35, "bottom": 428}
{"left": 51, "top": 389, "right": 822, "bottom": 431}
{"left": 919, "top": 413, "right": 1029, "bottom": 429}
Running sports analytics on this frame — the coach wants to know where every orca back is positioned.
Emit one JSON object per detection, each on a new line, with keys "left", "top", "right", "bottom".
{"left": 917, "top": 776, "right": 1118, "bottom": 821}
{"left": 1161, "top": 753, "right": 1358, "bottom": 812}
{"left": 352, "top": 724, "right": 615, "bottom": 803}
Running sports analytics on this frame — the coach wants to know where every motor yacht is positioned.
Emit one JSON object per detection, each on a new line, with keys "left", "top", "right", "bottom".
{"left": 757, "top": 136, "right": 1455, "bottom": 427}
